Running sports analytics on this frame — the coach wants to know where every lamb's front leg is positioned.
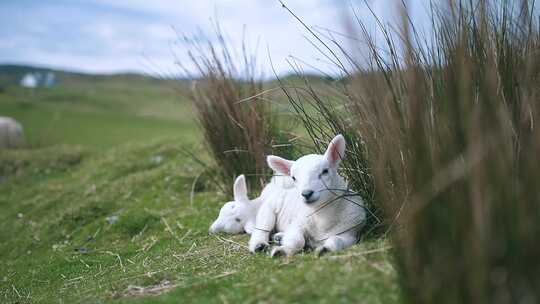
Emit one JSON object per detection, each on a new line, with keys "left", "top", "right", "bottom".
{"left": 270, "top": 228, "right": 305, "bottom": 257}
{"left": 315, "top": 233, "right": 358, "bottom": 257}
{"left": 248, "top": 204, "right": 276, "bottom": 253}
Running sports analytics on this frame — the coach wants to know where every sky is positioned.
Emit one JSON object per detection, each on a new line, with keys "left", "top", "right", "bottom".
{"left": 0, "top": 0, "right": 433, "bottom": 76}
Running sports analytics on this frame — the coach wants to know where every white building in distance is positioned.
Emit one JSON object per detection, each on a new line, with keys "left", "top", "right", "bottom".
{"left": 20, "top": 73, "right": 38, "bottom": 88}
{"left": 20, "top": 72, "right": 56, "bottom": 88}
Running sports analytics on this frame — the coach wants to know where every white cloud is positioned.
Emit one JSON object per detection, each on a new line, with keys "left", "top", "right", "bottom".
{"left": 0, "top": 0, "right": 432, "bottom": 75}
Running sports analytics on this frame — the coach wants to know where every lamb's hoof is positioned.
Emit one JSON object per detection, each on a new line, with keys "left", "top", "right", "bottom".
{"left": 272, "top": 233, "right": 285, "bottom": 245}
{"left": 253, "top": 243, "right": 268, "bottom": 253}
{"left": 315, "top": 246, "right": 330, "bottom": 257}
{"left": 270, "top": 246, "right": 287, "bottom": 258}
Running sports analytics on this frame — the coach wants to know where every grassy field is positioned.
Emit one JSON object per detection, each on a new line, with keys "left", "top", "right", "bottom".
{"left": 0, "top": 72, "right": 398, "bottom": 303}
{"left": 0, "top": 75, "right": 196, "bottom": 149}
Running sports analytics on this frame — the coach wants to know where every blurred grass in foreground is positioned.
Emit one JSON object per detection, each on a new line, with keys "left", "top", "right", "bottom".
{"left": 280, "top": 0, "right": 539, "bottom": 302}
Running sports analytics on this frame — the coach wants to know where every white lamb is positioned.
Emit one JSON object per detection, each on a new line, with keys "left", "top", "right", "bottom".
{"left": 248, "top": 134, "right": 366, "bottom": 257}
{"left": 0, "top": 116, "right": 24, "bottom": 149}
{"left": 209, "top": 174, "right": 294, "bottom": 235}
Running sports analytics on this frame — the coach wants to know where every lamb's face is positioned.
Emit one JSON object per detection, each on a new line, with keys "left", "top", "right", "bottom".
{"left": 209, "top": 175, "right": 254, "bottom": 234}
{"left": 289, "top": 154, "right": 337, "bottom": 206}
{"left": 267, "top": 134, "right": 346, "bottom": 207}
{"left": 209, "top": 200, "right": 250, "bottom": 234}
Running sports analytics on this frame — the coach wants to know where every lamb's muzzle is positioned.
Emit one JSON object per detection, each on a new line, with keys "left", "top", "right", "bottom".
{"left": 301, "top": 189, "right": 316, "bottom": 203}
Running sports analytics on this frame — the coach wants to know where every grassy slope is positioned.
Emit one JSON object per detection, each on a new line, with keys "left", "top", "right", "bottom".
{"left": 0, "top": 77, "right": 196, "bottom": 149}
{"left": 0, "top": 73, "right": 399, "bottom": 303}
{"left": 0, "top": 142, "right": 398, "bottom": 303}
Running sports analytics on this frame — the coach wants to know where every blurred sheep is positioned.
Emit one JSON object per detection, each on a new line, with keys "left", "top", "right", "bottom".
{"left": 0, "top": 117, "right": 24, "bottom": 149}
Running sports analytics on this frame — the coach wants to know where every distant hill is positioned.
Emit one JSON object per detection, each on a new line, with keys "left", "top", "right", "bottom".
{"left": 0, "top": 64, "right": 172, "bottom": 87}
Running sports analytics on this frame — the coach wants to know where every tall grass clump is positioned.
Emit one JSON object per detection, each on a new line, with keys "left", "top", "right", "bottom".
{"left": 276, "top": 72, "right": 380, "bottom": 234}
{"left": 381, "top": 2, "right": 539, "bottom": 302}
{"left": 276, "top": 2, "right": 380, "bottom": 235}
{"left": 177, "top": 27, "right": 292, "bottom": 193}
{"left": 282, "top": 0, "right": 539, "bottom": 302}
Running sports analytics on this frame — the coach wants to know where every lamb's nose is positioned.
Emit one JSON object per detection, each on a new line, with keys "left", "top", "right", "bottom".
{"left": 301, "top": 190, "right": 314, "bottom": 199}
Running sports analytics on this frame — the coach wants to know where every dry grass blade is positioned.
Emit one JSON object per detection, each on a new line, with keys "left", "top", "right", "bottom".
{"left": 121, "top": 280, "right": 178, "bottom": 298}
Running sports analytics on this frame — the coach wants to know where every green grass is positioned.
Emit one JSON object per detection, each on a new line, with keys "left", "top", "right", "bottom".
{"left": 0, "top": 142, "right": 398, "bottom": 303}
{"left": 0, "top": 79, "right": 196, "bottom": 149}
{"left": 0, "top": 75, "right": 399, "bottom": 303}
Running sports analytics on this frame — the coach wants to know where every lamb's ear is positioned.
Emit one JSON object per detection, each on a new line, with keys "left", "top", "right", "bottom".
{"left": 233, "top": 175, "right": 249, "bottom": 202}
{"left": 267, "top": 155, "right": 293, "bottom": 176}
{"left": 324, "top": 134, "right": 346, "bottom": 167}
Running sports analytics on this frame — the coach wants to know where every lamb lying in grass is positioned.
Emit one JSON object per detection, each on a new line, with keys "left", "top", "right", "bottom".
{"left": 209, "top": 175, "right": 260, "bottom": 234}
{"left": 209, "top": 174, "right": 294, "bottom": 235}
{"left": 248, "top": 134, "right": 366, "bottom": 257}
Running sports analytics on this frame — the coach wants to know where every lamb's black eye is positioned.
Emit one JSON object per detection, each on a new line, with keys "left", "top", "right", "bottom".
{"left": 322, "top": 169, "right": 329, "bottom": 175}
{"left": 235, "top": 218, "right": 241, "bottom": 223}
{"left": 292, "top": 176, "right": 296, "bottom": 182}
